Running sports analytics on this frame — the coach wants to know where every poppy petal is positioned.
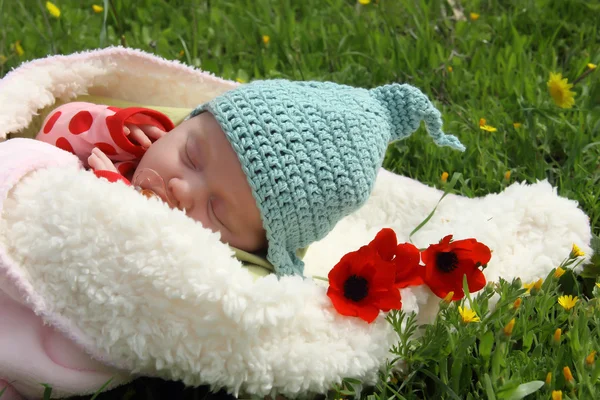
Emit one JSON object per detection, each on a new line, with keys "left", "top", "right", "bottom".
{"left": 368, "top": 228, "right": 397, "bottom": 261}
{"left": 373, "top": 289, "right": 402, "bottom": 311}
{"left": 356, "top": 304, "right": 380, "bottom": 323}
{"left": 328, "top": 259, "right": 353, "bottom": 291}
{"left": 368, "top": 262, "right": 396, "bottom": 289}
{"left": 327, "top": 289, "right": 359, "bottom": 317}
{"left": 466, "top": 269, "right": 487, "bottom": 293}
{"left": 395, "top": 274, "right": 424, "bottom": 289}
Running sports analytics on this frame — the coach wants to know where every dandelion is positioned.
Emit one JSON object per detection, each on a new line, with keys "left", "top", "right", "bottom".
{"left": 586, "top": 350, "right": 596, "bottom": 366}
{"left": 513, "top": 122, "right": 522, "bottom": 128}
{"left": 596, "top": 282, "right": 600, "bottom": 289}
{"left": 554, "top": 267, "right": 566, "bottom": 278}
{"left": 558, "top": 295, "right": 578, "bottom": 310}
{"left": 504, "top": 170, "right": 511, "bottom": 180}
{"left": 442, "top": 291, "right": 454, "bottom": 303}
{"left": 551, "top": 391, "right": 562, "bottom": 400}
{"left": 14, "top": 41, "right": 24, "bottom": 57}
{"left": 92, "top": 4, "right": 104, "bottom": 13}
{"left": 479, "top": 118, "right": 497, "bottom": 132}
{"left": 563, "top": 366, "right": 574, "bottom": 383}
{"left": 262, "top": 35, "right": 270, "bottom": 45}
{"left": 503, "top": 318, "right": 516, "bottom": 336}
{"left": 523, "top": 281, "right": 535, "bottom": 293}
{"left": 458, "top": 306, "right": 480, "bottom": 323}
{"left": 441, "top": 171, "right": 449, "bottom": 183}
{"left": 570, "top": 243, "right": 585, "bottom": 258}
{"left": 547, "top": 72, "right": 575, "bottom": 109}
{"left": 545, "top": 372, "right": 552, "bottom": 385}
{"left": 447, "top": 66, "right": 453, "bottom": 72}
{"left": 513, "top": 298, "right": 522, "bottom": 309}
{"left": 470, "top": 12, "right": 480, "bottom": 21}
{"left": 524, "top": 278, "right": 542, "bottom": 293}
{"left": 236, "top": 77, "right": 247, "bottom": 84}
{"left": 178, "top": 50, "right": 185, "bottom": 58}
{"left": 358, "top": 0, "right": 371, "bottom": 4}
{"left": 588, "top": 63, "right": 597, "bottom": 70}
{"left": 553, "top": 328, "right": 562, "bottom": 343}
{"left": 46, "top": 1, "right": 60, "bottom": 18}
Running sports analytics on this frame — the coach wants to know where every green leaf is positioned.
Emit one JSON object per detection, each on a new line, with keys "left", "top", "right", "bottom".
{"left": 408, "top": 172, "right": 461, "bottom": 241}
{"left": 41, "top": 384, "right": 52, "bottom": 400}
{"left": 479, "top": 331, "right": 494, "bottom": 361}
{"left": 483, "top": 374, "right": 497, "bottom": 400}
{"left": 450, "top": 335, "right": 476, "bottom": 393}
{"left": 90, "top": 377, "right": 114, "bottom": 400}
{"left": 496, "top": 381, "right": 544, "bottom": 400}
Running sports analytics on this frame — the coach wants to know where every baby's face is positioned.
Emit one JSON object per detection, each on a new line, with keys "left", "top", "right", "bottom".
{"left": 134, "top": 112, "right": 267, "bottom": 252}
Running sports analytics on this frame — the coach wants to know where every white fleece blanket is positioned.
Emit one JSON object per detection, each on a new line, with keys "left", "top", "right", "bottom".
{"left": 0, "top": 47, "right": 593, "bottom": 400}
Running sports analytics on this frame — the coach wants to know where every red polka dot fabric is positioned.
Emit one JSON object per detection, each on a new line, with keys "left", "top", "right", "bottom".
{"left": 36, "top": 102, "right": 175, "bottom": 176}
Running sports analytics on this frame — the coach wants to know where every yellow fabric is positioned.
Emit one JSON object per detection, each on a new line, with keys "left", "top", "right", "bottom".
{"left": 74, "top": 95, "right": 308, "bottom": 279}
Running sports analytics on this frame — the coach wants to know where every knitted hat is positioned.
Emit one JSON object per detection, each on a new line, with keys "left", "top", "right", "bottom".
{"left": 189, "top": 80, "right": 465, "bottom": 277}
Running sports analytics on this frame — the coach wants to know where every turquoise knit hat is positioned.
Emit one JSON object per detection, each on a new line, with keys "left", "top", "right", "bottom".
{"left": 189, "top": 80, "right": 465, "bottom": 277}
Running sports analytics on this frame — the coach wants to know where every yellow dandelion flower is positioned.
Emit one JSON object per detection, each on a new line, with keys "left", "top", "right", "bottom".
{"left": 596, "top": 282, "right": 600, "bottom": 289}
{"left": 177, "top": 50, "right": 185, "bottom": 58}
{"left": 570, "top": 243, "right": 585, "bottom": 258}
{"left": 236, "top": 77, "right": 247, "bottom": 84}
{"left": 558, "top": 295, "right": 578, "bottom": 310}
{"left": 14, "top": 41, "right": 24, "bottom": 57}
{"left": 553, "top": 328, "right": 562, "bottom": 343}
{"left": 563, "top": 366, "right": 574, "bottom": 383}
{"left": 442, "top": 291, "right": 454, "bottom": 303}
{"left": 554, "top": 267, "right": 566, "bottom": 278}
{"left": 470, "top": 12, "right": 480, "bottom": 21}
{"left": 513, "top": 122, "right": 522, "bottom": 128}
{"left": 545, "top": 372, "right": 552, "bottom": 385}
{"left": 478, "top": 118, "right": 497, "bottom": 132}
{"left": 513, "top": 298, "right": 522, "bottom": 309}
{"left": 586, "top": 350, "right": 596, "bottom": 365}
{"left": 441, "top": 171, "right": 449, "bottom": 183}
{"left": 504, "top": 170, "right": 511, "bottom": 180}
{"left": 92, "top": 4, "right": 104, "bottom": 13}
{"left": 523, "top": 281, "right": 535, "bottom": 293}
{"left": 358, "top": 0, "right": 371, "bottom": 4}
{"left": 458, "top": 306, "right": 480, "bottom": 323}
{"left": 587, "top": 63, "right": 597, "bottom": 70}
{"left": 46, "top": 1, "right": 60, "bottom": 18}
{"left": 503, "top": 318, "right": 516, "bottom": 336}
{"left": 447, "top": 66, "right": 453, "bottom": 72}
{"left": 480, "top": 124, "right": 497, "bottom": 132}
{"left": 551, "top": 390, "right": 562, "bottom": 400}
{"left": 524, "top": 278, "right": 543, "bottom": 293}
{"left": 262, "top": 35, "right": 270, "bottom": 45}
{"left": 547, "top": 72, "right": 575, "bottom": 109}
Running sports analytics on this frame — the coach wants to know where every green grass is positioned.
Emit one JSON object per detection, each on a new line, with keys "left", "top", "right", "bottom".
{"left": 1, "top": 0, "right": 599, "bottom": 398}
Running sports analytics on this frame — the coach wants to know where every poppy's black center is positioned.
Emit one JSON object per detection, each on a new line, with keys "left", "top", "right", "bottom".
{"left": 343, "top": 275, "right": 369, "bottom": 302}
{"left": 436, "top": 251, "right": 459, "bottom": 273}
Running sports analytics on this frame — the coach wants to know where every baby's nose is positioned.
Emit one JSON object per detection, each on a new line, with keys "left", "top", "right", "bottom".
{"left": 168, "top": 178, "right": 193, "bottom": 212}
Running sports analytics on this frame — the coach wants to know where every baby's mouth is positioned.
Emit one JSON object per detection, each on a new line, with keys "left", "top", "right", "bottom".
{"left": 132, "top": 168, "right": 178, "bottom": 209}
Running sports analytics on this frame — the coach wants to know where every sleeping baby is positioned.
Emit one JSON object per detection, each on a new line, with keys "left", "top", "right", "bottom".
{"left": 37, "top": 79, "right": 466, "bottom": 276}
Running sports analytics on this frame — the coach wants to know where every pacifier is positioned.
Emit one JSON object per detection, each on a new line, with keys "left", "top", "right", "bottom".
{"left": 132, "top": 168, "right": 177, "bottom": 209}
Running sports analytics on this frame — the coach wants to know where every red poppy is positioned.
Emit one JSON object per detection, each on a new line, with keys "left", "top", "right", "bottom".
{"left": 367, "top": 228, "right": 424, "bottom": 288}
{"left": 421, "top": 235, "right": 491, "bottom": 301}
{"left": 327, "top": 245, "right": 401, "bottom": 323}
